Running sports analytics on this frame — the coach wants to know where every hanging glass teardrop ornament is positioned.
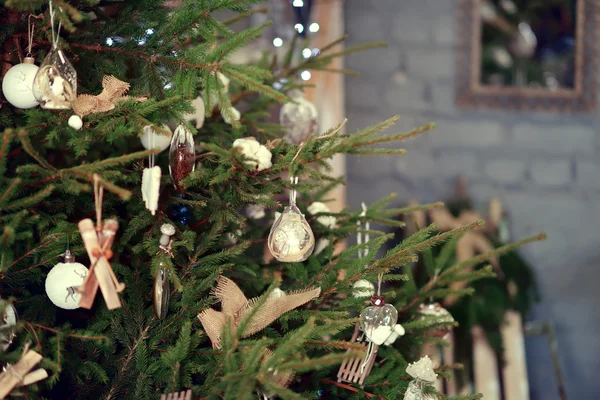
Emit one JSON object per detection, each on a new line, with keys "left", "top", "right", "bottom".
{"left": 32, "top": 2, "right": 76, "bottom": 109}
{"left": 168, "top": 124, "right": 196, "bottom": 192}
{"left": 153, "top": 224, "right": 175, "bottom": 319}
{"left": 280, "top": 90, "right": 319, "bottom": 144}
{"left": 359, "top": 296, "right": 399, "bottom": 345}
{"left": 268, "top": 177, "right": 315, "bottom": 262}
{"left": 153, "top": 266, "right": 170, "bottom": 320}
{"left": 32, "top": 48, "right": 76, "bottom": 109}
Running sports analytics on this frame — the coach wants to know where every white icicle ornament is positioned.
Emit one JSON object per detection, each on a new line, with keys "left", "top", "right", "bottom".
{"left": 45, "top": 250, "right": 88, "bottom": 310}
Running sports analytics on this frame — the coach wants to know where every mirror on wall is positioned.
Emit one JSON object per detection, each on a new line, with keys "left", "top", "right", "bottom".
{"left": 456, "top": 0, "right": 599, "bottom": 112}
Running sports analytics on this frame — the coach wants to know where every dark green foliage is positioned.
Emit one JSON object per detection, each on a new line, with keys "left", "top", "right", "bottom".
{"left": 0, "top": 1, "right": 542, "bottom": 399}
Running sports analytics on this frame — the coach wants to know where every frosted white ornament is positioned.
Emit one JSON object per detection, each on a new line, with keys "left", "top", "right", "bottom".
{"left": 406, "top": 355, "right": 437, "bottom": 383}
{"left": 141, "top": 125, "right": 172, "bottom": 152}
{"left": 280, "top": 90, "right": 318, "bottom": 144}
{"left": 1, "top": 57, "right": 39, "bottom": 109}
{"left": 68, "top": 115, "right": 83, "bottom": 130}
{"left": 352, "top": 279, "right": 375, "bottom": 298}
{"left": 45, "top": 250, "right": 88, "bottom": 310}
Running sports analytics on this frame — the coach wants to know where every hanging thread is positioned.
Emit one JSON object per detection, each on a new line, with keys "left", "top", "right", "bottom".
{"left": 48, "top": 1, "right": 63, "bottom": 49}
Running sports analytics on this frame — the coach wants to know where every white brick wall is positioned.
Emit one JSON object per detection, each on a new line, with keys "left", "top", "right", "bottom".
{"left": 345, "top": 1, "right": 600, "bottom": 399}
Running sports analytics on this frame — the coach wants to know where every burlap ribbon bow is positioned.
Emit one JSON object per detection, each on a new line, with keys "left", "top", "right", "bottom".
{"left": 198, "top": 276, "right": 321, "bottom": 349}
{"left": 71, "top": 75, "right": 146, "bottom": 117}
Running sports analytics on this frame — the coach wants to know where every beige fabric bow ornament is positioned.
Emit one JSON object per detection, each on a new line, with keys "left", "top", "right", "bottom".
{"left": 198, "top": 276, "right": 321, "bottom": 349}
{"left": 68, "top": 75, "right": 146, "bottom": 130}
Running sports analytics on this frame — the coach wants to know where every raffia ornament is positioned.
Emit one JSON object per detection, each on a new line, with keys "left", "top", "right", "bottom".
{"left": 69, "top": 75, "right": 146, "bottom": 129}
{"left": 198, "top": 276, "right": 320, "bottom": 349}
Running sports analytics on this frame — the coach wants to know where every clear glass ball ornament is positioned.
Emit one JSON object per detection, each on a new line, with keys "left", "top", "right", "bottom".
{"left": 359, "top": 297, "right": 399, "bottom": 345}
{"left": 1, "top": 57, "right": 39, "bottom": 109}
{"left": 268, "top": 204, "right": 315, "bottom": 262}
{"left": 279, "top": 90, "right": 318, "bottom": 144}
{"left": 32, "top": 48, "right": 77, "bottom": 109}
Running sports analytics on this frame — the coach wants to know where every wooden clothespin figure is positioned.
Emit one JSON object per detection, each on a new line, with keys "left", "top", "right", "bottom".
{"left": 0, "top": 345, "right": 48, "bottom": 399}
{"left": 160, "top": 389, "right": 192, "bottom": 400}
{"left": 77, "top": 174, "right": 125, "bottom": 310}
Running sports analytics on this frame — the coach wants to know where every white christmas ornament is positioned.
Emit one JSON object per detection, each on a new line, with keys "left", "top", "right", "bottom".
{"left": 509, "top": 22, "right": 537, "bottom": 59}
{"left": 314, "top": 238, "right": 329, "bottom": 255}
{"left": 280, "top": 90, "right": 318, "bottom": 144}
{"left": 183, "top": 96, "right": 206, "bottom": 129}
{"left": 68, "top": 115, "right": 83, "bottom": 130}
{"left": 233, "top": 137, "right": 272, "bottom": 171}
{"left": 406, "top": 355, "right": 438, "bottom": 383}
{"left": 246, "top": 204, "right": 266, "bottom": 219}
{"left": 1, "top": 57, "right": 39, "bottom": 109}
{"left": 352, "top": 279, "right": 375, "bottom": 298}
{"left": 141, "top": 125, "right": 172, "bottom": 152}
{"left": 141, "top": 165, "right": 161, "bottom": 215}
{"left": 45, "top": 250, "right": 88, "bottom": 310}
{"left": 307, "top": 202, "right": 336, "bottom": 228}
{"left": 222, "top": 106, "right": 241, "bottom": 125}
{"left": 269, "top": 288, "right": 285, "bottom": 299}
{"left": 383, "top": 324, "right": 405, "bottom": 346}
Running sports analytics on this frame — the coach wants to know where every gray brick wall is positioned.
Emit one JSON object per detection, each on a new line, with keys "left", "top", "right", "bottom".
{"left": 345, "top": 1, "right": 600, "bottom": 398}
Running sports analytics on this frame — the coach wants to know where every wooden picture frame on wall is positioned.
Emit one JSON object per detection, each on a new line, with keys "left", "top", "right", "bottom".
{"left": 456, "top": 0, "right": 600, "bottom": 112}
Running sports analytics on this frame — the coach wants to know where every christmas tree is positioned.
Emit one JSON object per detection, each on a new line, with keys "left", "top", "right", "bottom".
{"left": 0, "top": 1, "right": 545, "bottom": 399}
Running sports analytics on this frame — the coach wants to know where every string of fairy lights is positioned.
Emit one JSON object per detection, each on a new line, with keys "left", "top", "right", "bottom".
{"left": 273, "top": 0, "right": 320, "bottom": 81}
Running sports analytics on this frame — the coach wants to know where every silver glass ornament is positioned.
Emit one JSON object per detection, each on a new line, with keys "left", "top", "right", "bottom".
{"left": 403, "top": 380, "right": 425, "bottom": 400}
{"left": 268, "top": 177, "right": 315, "bottom": 262}
{"left": 359, "top": 297, "right": 398, "bottom": 345}
{"left": 32, "top": 47, "right": 77, "bottom": 109}
{"left": 280, "top": 90, "right": 318, "bottom": 144}
{"left": 0, "top": 299, "right": 17, "bottom": 352}
{"left": 153, "top": 266, "right": 170, "bottom": 320}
